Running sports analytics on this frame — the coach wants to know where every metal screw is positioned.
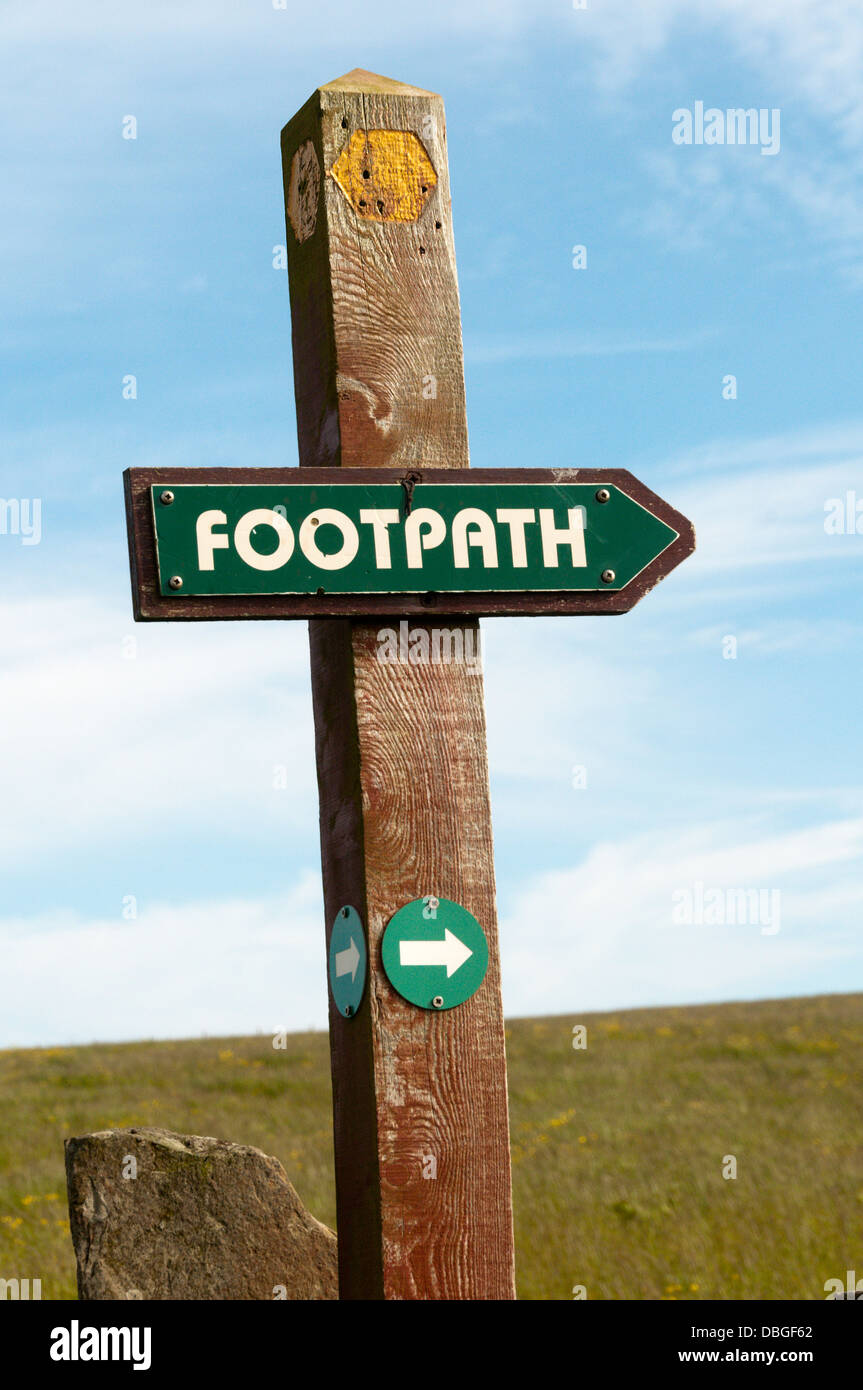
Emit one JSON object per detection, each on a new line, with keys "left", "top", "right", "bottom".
{"left": 432, "top": 996, "right": 444, "bottom": 1009}
{"left": 595, "top": 488, "right": 610, "bottom": 503}
{"left": 344, "top": 1005, "right": 353, "bottom": 1017}
{"left": 600, "top": 569, "right": 615, "bottom": 584}
{"left": 160, "top": 490, "right": 174, "bottom": 505}
{"left": 169, "top": 576, "right": 183, "bottom": 590}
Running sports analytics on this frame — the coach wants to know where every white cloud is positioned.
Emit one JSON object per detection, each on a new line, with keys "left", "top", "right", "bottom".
{"left": 582, "top": 0, "right": 863, "bottom": 122}
{"left": 686, "top": 618, "right": 863, "bottom": 656}
{"left": 659, "top": 429, "right": 863, "bottom": 575}
{"left": 0, "top": 875, "right": 327, "bottom": 1047}
{"left": 0, "top": 595, "right": 316, "bottom": 868}
{"left": 633, "top": 149, "right": 773, "bottom": 256}
{"left": 499, "top": 815, "right": 863, "bottom": 1017}
{"left": 575, "top": 1, "right": 863, "bottom": 276}
{"left": 3, "top": 811, "right": 858, "bottom": 1047}
{"left": 665, "top": 420, "right": 863, "bottom": 476}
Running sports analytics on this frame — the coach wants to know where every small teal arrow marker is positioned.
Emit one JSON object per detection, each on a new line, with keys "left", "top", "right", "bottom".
{"left": 382, "top": 897, "right": 488, "bottom": 1010}
{"left": 335, "top": 935, "right": 361, "bottom": 982}
{"left": 329, "top": 906, "right": 367, "bottom": 1018}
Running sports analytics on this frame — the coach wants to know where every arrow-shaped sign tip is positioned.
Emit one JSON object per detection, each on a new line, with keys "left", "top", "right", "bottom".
{"left": 335, "top": 936, "right": 361, "bottom": 982}
{"left": 444, "top": 928, "right": 473, "bottom": 977}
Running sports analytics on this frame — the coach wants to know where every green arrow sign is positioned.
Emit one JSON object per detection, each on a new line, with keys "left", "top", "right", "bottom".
{"left": 148, "top": 478, "right": 679, "bottom": 597}
{"left": 328, "top": 905, "right": 367, "bottom": 1018}
{"left": 381, "top": 896, "right": 489, "bottom": 1011}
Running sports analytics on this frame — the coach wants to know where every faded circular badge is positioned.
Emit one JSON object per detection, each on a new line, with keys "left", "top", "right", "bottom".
{"left": 287, "top": 139, "right": 321, "bottom": 244}
{"left": 328, "top": 905, "right": 367, "bottom": 1018}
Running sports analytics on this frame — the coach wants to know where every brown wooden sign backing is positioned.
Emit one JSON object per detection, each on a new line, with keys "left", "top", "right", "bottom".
{"left": 124, "top": 465, "right": 695, "bottom": 621}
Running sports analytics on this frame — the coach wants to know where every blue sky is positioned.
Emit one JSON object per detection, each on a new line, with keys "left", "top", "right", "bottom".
{"left": 1, "top": 0, "right": 862, "bottom": 1046}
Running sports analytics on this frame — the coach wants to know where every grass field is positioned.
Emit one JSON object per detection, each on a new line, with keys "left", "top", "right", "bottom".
{"left": 1, "top": 992, "right": 860, "bottom": 1300}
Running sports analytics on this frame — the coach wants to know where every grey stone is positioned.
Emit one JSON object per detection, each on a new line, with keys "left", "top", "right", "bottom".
{"left": 65, "top": 1127, "right": 338, "bottom": 1300}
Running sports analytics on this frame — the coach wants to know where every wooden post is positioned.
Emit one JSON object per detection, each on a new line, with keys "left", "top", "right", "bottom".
{"left": 281, "top": 69, "right": 516, "bottom": 1300}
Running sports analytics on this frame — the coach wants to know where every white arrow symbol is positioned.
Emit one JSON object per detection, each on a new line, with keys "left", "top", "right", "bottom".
{"left": 399, "top": 929, "right": 473, "bottom": 978}
{"left": 335, "top": 937, "right": 360, "bottom": 981}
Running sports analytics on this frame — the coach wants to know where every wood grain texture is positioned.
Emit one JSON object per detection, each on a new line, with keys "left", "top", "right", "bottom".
{"left": 281, "top": 70, "right": 516, "bottom": 1300}
{"left": 280, "top": 71, "right": 467, "bottom": 473}
{"left": 124, "top": 466, "right": 696, "bottom": 621}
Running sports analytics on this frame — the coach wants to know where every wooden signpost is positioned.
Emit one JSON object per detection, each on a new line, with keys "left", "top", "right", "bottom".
{"left": 124, "top": 68, "right": 695, "bottom": 1301}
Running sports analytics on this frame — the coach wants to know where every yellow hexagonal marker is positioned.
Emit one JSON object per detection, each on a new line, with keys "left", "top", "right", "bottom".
{"left": 330, "top": 130, "right": 437, "bottom": 222}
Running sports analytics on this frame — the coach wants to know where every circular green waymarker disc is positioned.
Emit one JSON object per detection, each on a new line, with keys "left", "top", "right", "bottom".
{"left": 328, "top": 906, "right": 367, "bottom": 1018}
{"left": 381, "top": 896, "right": 488, "bottom": 1011}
